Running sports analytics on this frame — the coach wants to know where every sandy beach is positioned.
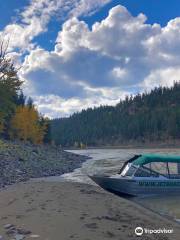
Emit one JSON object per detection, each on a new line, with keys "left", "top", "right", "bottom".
{"left": 0, "top": 181, "right": 179, "bottom": 240}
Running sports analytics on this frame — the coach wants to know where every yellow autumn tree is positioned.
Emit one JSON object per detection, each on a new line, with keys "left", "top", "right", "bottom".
{"left": 9, "top": 105, "right": 48, "bottom": 144}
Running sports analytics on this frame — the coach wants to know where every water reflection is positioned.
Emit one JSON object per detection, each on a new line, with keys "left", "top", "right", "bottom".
{"left": 135, "top": 194, "right": 180, "bottom": 222}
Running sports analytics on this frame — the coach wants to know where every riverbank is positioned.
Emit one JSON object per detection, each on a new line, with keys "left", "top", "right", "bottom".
{"left": 0, "top": 181, "right": 179, "bottom": 240}
{"left": 66, "top": 140, "right": 180, "bottom": 150}
{"left": 0, "top": 140, "right": 89, "bottom": 188}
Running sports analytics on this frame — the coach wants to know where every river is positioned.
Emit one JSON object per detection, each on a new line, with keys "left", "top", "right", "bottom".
{"left": 61, "top": 148, "right": 180, "bottom": 222}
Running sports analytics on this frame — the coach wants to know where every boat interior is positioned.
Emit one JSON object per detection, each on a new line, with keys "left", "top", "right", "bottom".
{"left": 118, "top": 155, "right": 180, "bottom": 179}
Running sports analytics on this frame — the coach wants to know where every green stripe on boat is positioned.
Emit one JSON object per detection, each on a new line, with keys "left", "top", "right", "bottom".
{"left": 133, "top": 154, "right": 180, "bottom": 166}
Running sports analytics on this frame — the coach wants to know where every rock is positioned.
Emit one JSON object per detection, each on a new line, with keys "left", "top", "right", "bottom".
{"left": 4, "top": 224, "right": 14, "bottom": 229}
{"left": 15, "top": 169, "right": 23, "bottom": 174}
{"left": 30, "top": 235, "right": 40, "bottom": 238}
{"left": 85, "top": 223, "right": 98, "bottom": 229}
{"left": 175, "top": 218, "right": 180, "bottom": 223}
{"left": 0, "top": 235, "right": 4, "bottom": 240}
{"left": 17, "top": 228, "right": 31, "bottom": 235}
{"left": 19, "top": 158, "right": 25, "bottom": 162}
{"left": 14, "top": 234, "right": 25, "bottom": 240}
{"left": 6, "top": 228, "right": 16, "bottom": 235}
{"left": 0, "top": 140, "right": 88, "bottom": 189}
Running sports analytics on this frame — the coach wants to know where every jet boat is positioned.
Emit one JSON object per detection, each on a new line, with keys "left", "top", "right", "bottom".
{"left": 89, "top": 154, "right": 180, "bottom": 196}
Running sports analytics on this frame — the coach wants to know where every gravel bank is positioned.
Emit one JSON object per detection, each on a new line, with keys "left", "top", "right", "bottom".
{"left": 0, "top": 140, "right": 89, "bottom": 188}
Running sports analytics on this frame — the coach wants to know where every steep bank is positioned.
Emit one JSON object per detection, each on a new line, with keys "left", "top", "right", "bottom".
{"left": 0, "top": 140, "right": 89, "bottom": 188}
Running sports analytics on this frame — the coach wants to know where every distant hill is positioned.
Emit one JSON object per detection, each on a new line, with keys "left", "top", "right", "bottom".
{"left": 51, "top": 82, "right": 180, "bottom": 147}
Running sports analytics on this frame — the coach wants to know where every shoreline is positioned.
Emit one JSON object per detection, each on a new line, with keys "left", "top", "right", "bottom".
{"left": 0, "top": 181, "right": 179, "bottom": 240}
{"left": 0, "top": 140, "right": 90, "bottom": 189}
{"left": 67, "top": 146, "right": 180, "bottom": 151}
{"left": 66, "top": 144, "right": 180, "bottom": 150}
{"left": 1, "top": 141, "right": 180, "bottom": 239}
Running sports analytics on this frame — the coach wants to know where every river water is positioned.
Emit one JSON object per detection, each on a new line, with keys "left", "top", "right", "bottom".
{"left": 61, "top": 148, "right": 180, "bottom": 222}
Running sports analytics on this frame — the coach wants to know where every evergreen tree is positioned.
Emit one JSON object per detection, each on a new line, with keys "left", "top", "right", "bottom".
{"left": 50, "top": 83, "right": 180, "bottom": 146}
{"left": 27, "top": 97, "right": 34, "bottom": 108}
{"left": 15, "top": 91, "right": 26, "bottom": 106}
{"left": 0, "top": 41, "right": 23, "bottom": 135}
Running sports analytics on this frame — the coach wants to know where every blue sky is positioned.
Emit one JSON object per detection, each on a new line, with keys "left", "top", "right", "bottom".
{"left": 85, "top": 0, "right": 180, "bottom": 26}
{"left": 0, "top": 0, "right": 180, "bottom": 117}
{"left": 1, "top": 0, "right": 180, "bottom": 50}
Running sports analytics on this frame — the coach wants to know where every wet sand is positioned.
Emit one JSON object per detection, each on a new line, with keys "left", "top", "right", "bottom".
{"left": 0, "top": 181, "right": 179, "bottom": 240}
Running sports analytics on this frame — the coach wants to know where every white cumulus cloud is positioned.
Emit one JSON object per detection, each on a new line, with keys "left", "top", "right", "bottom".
{"left": 0, "top": 0, "right": 111, "bottom": 52}
{"left": 3, "top": 3, "right": 180, "bottom": 117}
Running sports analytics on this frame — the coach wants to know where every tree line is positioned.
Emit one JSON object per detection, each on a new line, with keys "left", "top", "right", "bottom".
{"left": 51, "top": 82, "right": 180, "bottom": 147}
{"left": 0, "top": 41, "right": 49, "bottom": 144}
{"left": 2, "top": 39, "right": 179, "bottom": 147}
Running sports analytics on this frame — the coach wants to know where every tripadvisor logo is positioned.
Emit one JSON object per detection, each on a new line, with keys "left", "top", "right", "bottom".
{"left": 135, "top": 227, "right": 143, "bottom": 236}
{"left": 135, "top": 227, "right": 173, "bottom": 236}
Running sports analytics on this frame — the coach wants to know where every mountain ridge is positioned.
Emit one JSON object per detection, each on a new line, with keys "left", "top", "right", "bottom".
{"left": 51, "top": 82, "right": 180, "bottom": 147}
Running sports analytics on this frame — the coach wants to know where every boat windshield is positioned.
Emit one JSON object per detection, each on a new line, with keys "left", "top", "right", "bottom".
{"left": 134, "top": 166, "right": 159, "bottom": 178}
{"left": 120, "top": 161, "right": 180, "bottom": 179}
{"left": 121, "top": 164, "right": 159, "bottom": 178}
{"left": 121, "top": 164, "right": 137, "bottom": 177}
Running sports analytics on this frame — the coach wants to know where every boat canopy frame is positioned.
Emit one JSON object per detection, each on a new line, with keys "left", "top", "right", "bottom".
{"left": 132, "top": 154, "right": 180, "bottom": 166}
{"left": 119, "top": 154, "right": 180, "bottom": 179}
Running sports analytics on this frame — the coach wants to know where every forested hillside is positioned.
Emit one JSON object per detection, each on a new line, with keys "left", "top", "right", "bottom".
{"left": 0, "top": 42, "right": 49, "bottom": 144}
{"left": 51, "top": 83, "right": 180, "bottom": 147}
